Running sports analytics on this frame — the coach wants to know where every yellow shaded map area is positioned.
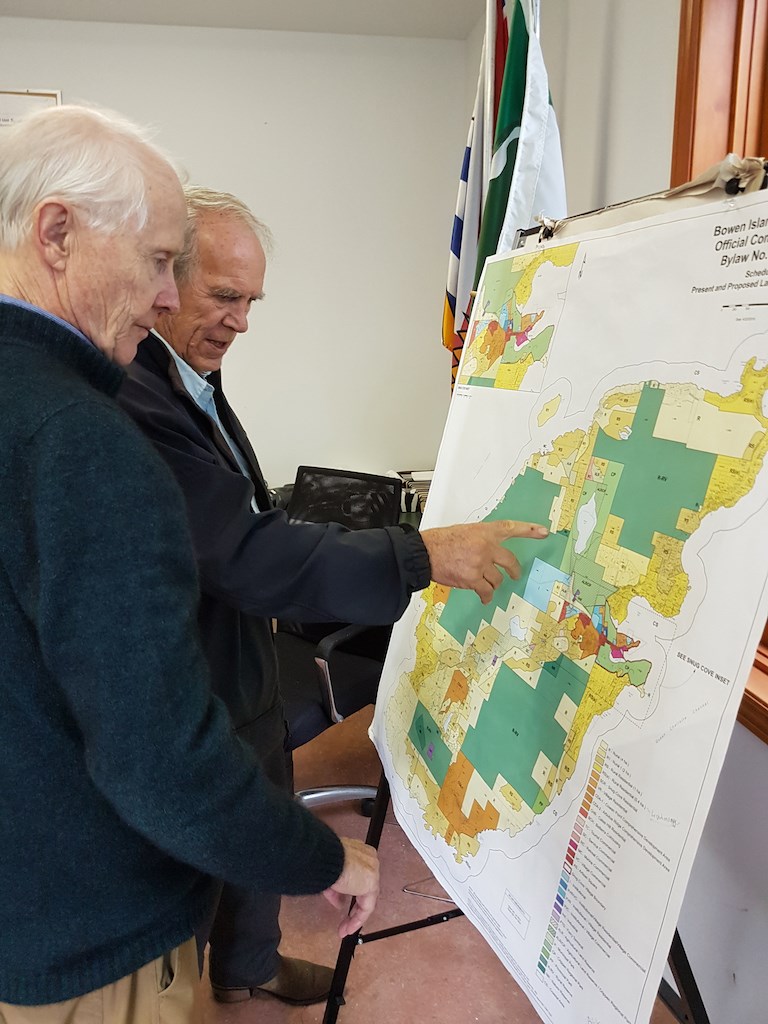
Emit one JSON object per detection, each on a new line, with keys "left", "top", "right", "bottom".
{"left": 551, "top": 426, "right": 598, "bottom": 533}
{"left": 495, "top": 355, "right": 534, "bottom": 390}
{"left": 410, "top": 606, "right": 441, "bottom": 693}
{"left": 537, "top": 395, "right": 562, "bottom": 427}
{"left": 607, "top": 532, "right": 687, "bottom": 625}
{"left": 704, "top": 357, "right": 768, "bottom": 419}
{"left": 511, "top": 243, "right": 580, "bottom": 308}
{"left": 555, "top": 664, "right": 631, "bottom": 794}
{"left": 595, "top": 514, "right": 651, "bottom": 588}
{"left": 701, "top": 423, "right": 768, "bottom": 514}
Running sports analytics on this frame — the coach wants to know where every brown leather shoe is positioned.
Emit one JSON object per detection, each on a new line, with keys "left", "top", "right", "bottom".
{"left": 211, "top": 955, "right": 334, "bottom": 1006}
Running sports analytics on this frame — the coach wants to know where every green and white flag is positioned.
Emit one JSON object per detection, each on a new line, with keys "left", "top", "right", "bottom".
{"left": 475, "top": 0, "right": 567, "bottom": 282}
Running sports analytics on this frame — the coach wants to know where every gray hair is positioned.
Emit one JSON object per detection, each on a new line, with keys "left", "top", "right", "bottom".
{"left": 0, "top": 104, "right": 178, "bottom": 251}
{"left": 175, "top": 185, "right": 273, "bottom": 283}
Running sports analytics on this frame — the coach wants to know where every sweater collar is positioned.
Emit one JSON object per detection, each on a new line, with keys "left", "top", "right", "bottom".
{"left": 0, "top": 294, "right": 94, "bottom": 346}
{"left": 0, "top": 301, "right": 125, "bottom": 397}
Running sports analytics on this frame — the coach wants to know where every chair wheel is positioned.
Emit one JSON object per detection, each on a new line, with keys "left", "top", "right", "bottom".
{"left": 360, "top": 798, "right": 376, "bottom": 818}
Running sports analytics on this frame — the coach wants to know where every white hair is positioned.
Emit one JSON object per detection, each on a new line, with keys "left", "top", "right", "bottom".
{"left": 0, "top": 104, "right": 179, "bottom": 251}
{"left": 175, "top": 185, "right": 273, "bottom": 283}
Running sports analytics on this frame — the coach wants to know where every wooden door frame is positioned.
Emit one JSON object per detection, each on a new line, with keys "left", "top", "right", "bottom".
{"left": 671, "top": 0, "right": 768, "bottom": 743}
{"left": 671, "top": 0, "right": 768, "bottom": 186}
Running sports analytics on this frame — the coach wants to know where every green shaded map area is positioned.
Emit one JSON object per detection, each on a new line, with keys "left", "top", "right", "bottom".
{"left": 593, "top": 386, "right": 716, "bottom": 558}
{"left": 408, "top": 703, "right": 452, "bottom": 786}
{"left": 596, "top": 646, "right": 652, "bottom": 686}
{"left": 462, "top": 656, "right": 588, "bottom": 809}
{"left": 502, "top": 324, "right": 555, "bottom": 365}
{"left": 440, "top": 467, "right": 568, "bottom": 644}
{"left": 483, "top": 264, "right": 526, "bottom": 312}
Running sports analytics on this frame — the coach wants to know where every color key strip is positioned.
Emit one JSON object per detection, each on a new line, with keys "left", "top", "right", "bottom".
{"left": 537, "top": 742, "right": 608, "bottom": 975}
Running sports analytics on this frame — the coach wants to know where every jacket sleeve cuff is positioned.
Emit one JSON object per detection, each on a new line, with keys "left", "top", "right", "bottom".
{"left": 389, "top": 524, "right": 432, "bottom": 592}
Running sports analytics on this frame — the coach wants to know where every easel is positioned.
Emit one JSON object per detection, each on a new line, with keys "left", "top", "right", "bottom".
{"left": 660, "top": 933, "right": 711, "bottom": 1024}
{"left": 322, "top": 159, "right": 768, "bottom": 1024}
{"left": 323, "top": 774, "right": 711, "bottom": 1024}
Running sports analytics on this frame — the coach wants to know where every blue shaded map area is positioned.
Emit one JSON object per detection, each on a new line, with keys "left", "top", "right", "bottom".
{"left": 523, "top": 558, "right": 571, "bottom": 613}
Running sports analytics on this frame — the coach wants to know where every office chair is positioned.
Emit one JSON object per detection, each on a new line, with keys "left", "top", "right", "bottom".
{"left": 274, "top": 466, "right": 402, "bottom": 810}
{"left": 283, "top": 464, "right": 402, "bottom": 531}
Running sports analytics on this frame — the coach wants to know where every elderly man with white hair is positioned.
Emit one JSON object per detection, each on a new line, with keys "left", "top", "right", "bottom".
{"left": 119, "top": 184, "right": 551, "bottom": 1008}
{"left": 0, "top": 105, "right": 380, "bottom": 1024}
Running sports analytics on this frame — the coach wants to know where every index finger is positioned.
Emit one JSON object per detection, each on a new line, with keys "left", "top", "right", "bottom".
{"left": 492, "top": 519, "right": 549, "bottom": 540}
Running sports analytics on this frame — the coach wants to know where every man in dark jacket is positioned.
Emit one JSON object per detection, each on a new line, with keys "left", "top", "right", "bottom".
{"left": 118, "top": 185, "right": 549, "bottom": 1007}
{"left": 0, "top": 109, "right": 379, "bottom": 1023}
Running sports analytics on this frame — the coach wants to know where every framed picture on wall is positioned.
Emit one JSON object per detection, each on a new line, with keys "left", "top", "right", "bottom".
{"left": 0, "top": 89, "right": 61, "bottom": 127}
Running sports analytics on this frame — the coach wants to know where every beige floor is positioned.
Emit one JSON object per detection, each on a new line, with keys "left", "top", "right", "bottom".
{"left": 204, "top": 707, "right": 678, "bottom": 1024}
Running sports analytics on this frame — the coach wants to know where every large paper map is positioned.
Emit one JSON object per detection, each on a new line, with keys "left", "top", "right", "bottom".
{"left": 372, "top": 188, "right": 768, "bottom": 1024}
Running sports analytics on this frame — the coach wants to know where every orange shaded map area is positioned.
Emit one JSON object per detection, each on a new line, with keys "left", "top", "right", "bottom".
{"left": 437, "top": 751, "right": 500, "bottom": 844}
{"left": 442, "top": 669, "right": 469, "bottom": 708}
{"left": 566, "top": 611, "right": 641, "bottom": 660}
{"left": 478, "top": 320, "right": 508, "bottom": 366}
{"left": 519, "top": 309, "right": 544, "bottom": 334}
{"left": 475, "top": 310, "right": 546, "bottom": 369}
{"left": 569, "top": 614, "right": 602, "bottom": 658}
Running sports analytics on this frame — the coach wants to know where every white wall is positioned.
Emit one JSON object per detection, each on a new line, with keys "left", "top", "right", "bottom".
{"left": 0, "top": 16, "right": 464, "bottom": 486}
{"left": 675, "top": 715, "right": 768, "bottom": 1022}
{"left": 465, "top": 13, "right": 485, "bottom": 118}
{"left": 541, "top": 0, "right": 680, "bottom": 214}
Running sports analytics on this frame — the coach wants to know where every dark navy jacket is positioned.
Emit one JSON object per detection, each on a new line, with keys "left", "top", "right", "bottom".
{"left": 118, "top": 332, "right": 431, "bottom": 749}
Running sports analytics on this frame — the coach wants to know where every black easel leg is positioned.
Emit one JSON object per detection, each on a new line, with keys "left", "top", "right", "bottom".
{"left": 361, "top": 771, "right": 391, "bottom": 849}
{"left": 322, "top": 774, "right": 391, "bottom": 1024}
{"left": 660, "top": 930, "right": 710, "bottom": 1024}
{"left": 322, "top": 931, "right": 359, "bottom": 1024}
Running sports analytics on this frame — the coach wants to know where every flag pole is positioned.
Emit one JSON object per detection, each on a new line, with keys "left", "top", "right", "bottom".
{"left": 482, "top": 0, "right": 496, "bottom": 197}
{"left": 532, "top": 0, "right": 541, "bottom": 37}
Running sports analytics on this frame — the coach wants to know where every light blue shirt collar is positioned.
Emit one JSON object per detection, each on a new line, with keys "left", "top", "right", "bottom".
{"left": 0, "top": 294, "right": 94, "bottom": 348}
{"left": 154, "top": 333, "right": 259, "bottom": 513}
{"left": 155, "top": 332, "right": 214, "bottom": 405}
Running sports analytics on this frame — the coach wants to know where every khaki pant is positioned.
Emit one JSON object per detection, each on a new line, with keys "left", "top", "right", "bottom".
{"left": 0, "top": 938, "right": 202, "bottom": 1024}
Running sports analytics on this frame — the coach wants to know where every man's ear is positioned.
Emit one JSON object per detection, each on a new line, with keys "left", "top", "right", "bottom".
{"left": 35, "top": 201, "right": 75, "bottom": 271}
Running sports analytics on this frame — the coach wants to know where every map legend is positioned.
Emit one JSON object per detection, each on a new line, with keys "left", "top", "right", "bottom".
{"left": 538, "top": 742, "right": 608, "bottom": 976}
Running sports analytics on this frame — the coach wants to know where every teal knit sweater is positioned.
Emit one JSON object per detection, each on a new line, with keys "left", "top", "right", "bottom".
{"left": 0, "top": 304, "right": 344, "bottom": 1005}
